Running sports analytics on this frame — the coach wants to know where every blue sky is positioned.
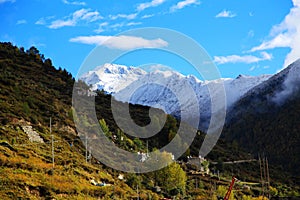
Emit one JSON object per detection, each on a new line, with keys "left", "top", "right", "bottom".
{"left": 1, "top": 0, "right": 299, "bottom": 79}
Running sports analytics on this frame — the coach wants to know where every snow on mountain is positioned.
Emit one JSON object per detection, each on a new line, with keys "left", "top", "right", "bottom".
{"left": 80, "top": 63, "right": 147, "bottom": 93}
{"left": 80, "top": 63, "right": 271, "bottom": 130}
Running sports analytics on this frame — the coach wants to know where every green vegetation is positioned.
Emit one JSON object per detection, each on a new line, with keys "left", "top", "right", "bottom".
{"left": 222, "top": 66, "right": 300, "bottom": 184}
{"left": 0, "top": 42, "right": 299, "bottom": 199}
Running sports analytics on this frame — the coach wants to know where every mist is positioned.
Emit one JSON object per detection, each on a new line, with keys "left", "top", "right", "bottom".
{"left": 273, "top": 60, "right": 300, "bottom": 105}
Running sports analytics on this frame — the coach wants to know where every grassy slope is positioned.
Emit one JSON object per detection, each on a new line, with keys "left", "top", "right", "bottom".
{"left": 0, "top": 42, "right": 298, "bottom": 199}
{"left": 0, "top": 43, "right": 158, "bottom": 199}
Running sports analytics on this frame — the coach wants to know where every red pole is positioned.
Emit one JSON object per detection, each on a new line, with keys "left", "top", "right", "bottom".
{"left": 224, "top": 177, "right": 236, "bottom": 200}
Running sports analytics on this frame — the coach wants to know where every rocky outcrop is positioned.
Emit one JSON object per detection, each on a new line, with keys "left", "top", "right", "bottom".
{"left": 22, "top": 126, "right": 44, "bottom": 143}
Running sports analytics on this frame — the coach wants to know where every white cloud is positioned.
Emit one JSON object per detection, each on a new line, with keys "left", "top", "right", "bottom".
{"left": 249, "top": 65, "right": 258, "bottom": 71}
{"left": 0, "top": 0, "right": 15, "bottom": 3}
{"left": 69, "top": 35, "right": 168, "bottom": 50}
{"left": 248, "top": 30, "right": 255, "bottom": 38}
{"left": 72, "top": 9, "right": 103, "bottom": 21}
{"left": 250, "top": 34, "right": 292, "bottom": 52}
{"left": 62, "top": 0, "right": 86, "bottom": 6}
{"left": 35, "top": 16, "right": 55, "bottom": 25}
{"left": 49, "top": 19, "right": 75, "bottom": 29}
{"left": 272, "top": 60, "right": 300, "bottom": 104}
{"left": 109, "top": 13, "right": 137, "bottom": 20}
{"left": 137, "top": 0, "right": 166, "bottom": 12}
{"left": 142, "top": 14, "right": 155, "bottom": 19}
{"left": 110, "top": 23, "right": 124, "bottom": 29}
{"left": 100, "top": 22, "right": 109, "bottom": 26}
{"left": 94, "top": 22, "right": 109, "bottom": 33}
{"left": 293, "top": 0, "right": 300, "bottom": 6}
{"left": 214, "top": 51, "right": 273, "bottom": 64}
{"left": 16, "top": 19, "right": 27, "bottom": 25}
{"left": 80, "top": 11, "right": 102, "bottom": 22}
{"left": 35, "top": 18, "right": 46, "bottom": 25}
{"left": 249, "top": 65, "right": 269, "bottom": 71}
{"left": 108, "top": 22, "right": 142, "bottom": 30}
{"left": 215, "top": 10, "right": 236, "bottom": 18}
{"left": 170, "top": 0, "right": 200, "bottom": 12}
{"left": 249, "top": 0, "right": 300, "bottom": 67}
{"left": 126, "top": 22, "right": 142, "bottom": 26}
{"left": 48, "top": 8, "right": 103, "bottom": 29}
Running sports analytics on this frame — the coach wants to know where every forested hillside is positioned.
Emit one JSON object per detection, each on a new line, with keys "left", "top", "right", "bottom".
{"left": 0, "top": 42, "right": 298, "bottom": 199}
{"left": 0, "top": 42, "right": 166, "bottom": 199}
{"left": 222, "top": 61, "right": 300, "bottom": 182}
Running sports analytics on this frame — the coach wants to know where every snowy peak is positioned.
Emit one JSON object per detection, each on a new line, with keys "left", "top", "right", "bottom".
{"left": 99, "top": 63, "right": 146, "bottom": 76}
{"left": 80, "top": 64, "right": 147, "bottom": 93}
{"left": 80, "top": 63, "right": 271, "bottom": 130}
{"left": 150, "top": 69, "right": 185, "bottom": 79}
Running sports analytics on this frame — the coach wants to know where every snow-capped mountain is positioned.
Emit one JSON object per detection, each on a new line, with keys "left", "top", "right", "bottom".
{"left": 80, "top": 63, "right": 147, "bottom": 93}
{"left": 226, "top": 59, "right": 300, "bottom": 123}
{"left": 80, "top": 63, "right": 271, "bottom": 130}
{"left": 222, "top": 59, "right": 300, "bottom": 176}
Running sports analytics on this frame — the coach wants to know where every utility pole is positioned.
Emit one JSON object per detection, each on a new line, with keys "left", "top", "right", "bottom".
{"left": 266, "top": 157, "right": 270, "bottom": 198}
{"left": 85, "top": 135, "right": 88, "bottom": 163}
{"left": 259, "top": 154, "right": 271, "bottom": 198}
{"left": 137, "top": 166, "right": 140, "bottom": 200}
{"left": 146, "top": 140, "right": 149, "bottom": 157}
{"left": 259, "top": 155, "right": 264, "bottom": 197}
{"left": 263, "top": 155, "right": 267, "bottom": 199}
{"left": 263, "top": 156, "right": 267, "bottom": 191}
{"left": 50, "top": 117, "right": 54, "bottom": 169}
{"left": 137, "top": 184, "right": 139, "bottom": 200}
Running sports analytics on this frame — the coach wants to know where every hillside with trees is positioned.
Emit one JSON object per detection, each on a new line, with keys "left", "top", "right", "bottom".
{"left": 0, "top": 42, "right": 299, "bottom": 199}
{"left": 222, "top": 62, "right": 300, "bottom": 182}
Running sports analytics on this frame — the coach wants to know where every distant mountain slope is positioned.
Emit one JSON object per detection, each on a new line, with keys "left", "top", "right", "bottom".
{"left": 223, "top": 59, "right": 300, "bottom": 177}
{"left": 81, "top": 63, "right": 271, "bottom": 130}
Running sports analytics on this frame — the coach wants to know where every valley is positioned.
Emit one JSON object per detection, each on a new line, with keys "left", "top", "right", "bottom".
{"left": 0, "top": 42, "right": 299, "bottom": 199}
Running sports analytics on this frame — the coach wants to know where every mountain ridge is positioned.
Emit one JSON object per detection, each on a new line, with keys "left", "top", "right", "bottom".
{"left": 223, "top": 59, "right": 300, "bottom": 178}
{"left": 1, "top": 42, "right": 299, "bottom": 198}
{"left": 81, "top": 63, "right": 272, "bottom": 130}
{"left": 81, "top": 61, "right": 300, "bottom": 182}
